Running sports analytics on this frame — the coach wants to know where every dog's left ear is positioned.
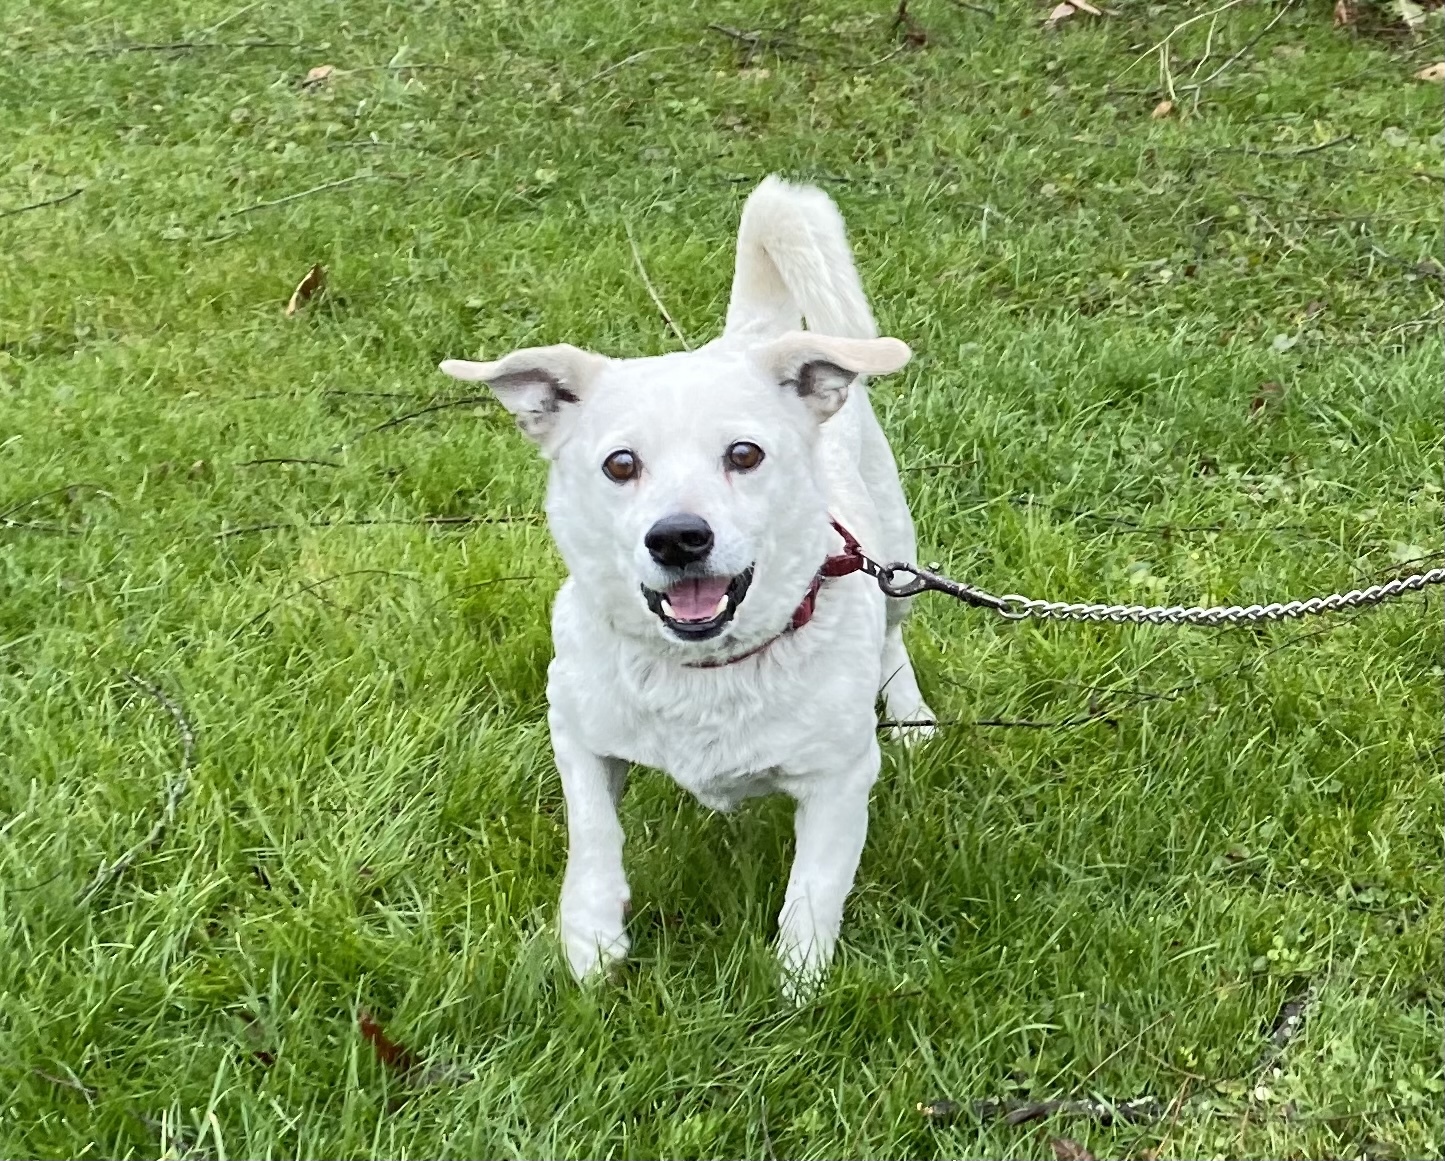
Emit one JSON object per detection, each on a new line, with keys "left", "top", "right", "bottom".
{"left": 439, "top": 344, "right": 608, "bottom": 451}
{"left": 754, "top": 332, "right": 911, "bottom": 422}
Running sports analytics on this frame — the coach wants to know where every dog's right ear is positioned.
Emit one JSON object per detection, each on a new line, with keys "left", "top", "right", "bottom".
{"left": 754, "top": 332, "right": 912, "bottom": 423}
{"left": 439, "top": 344, "right": 608, "bottom": 450}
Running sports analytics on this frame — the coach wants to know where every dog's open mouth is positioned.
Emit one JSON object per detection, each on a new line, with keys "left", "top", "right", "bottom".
{"left": 641, "top": 567, "right": 754, "bottom": 640}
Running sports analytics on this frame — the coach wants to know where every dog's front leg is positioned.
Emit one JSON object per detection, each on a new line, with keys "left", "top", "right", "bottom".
{"left": 552, "top": 712, "right": 631, "bottom": 981}
{"left": 776, "top": 739, "right": 880, "bottom": 999}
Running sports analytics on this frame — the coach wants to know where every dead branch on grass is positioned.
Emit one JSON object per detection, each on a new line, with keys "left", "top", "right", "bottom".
{"left": 76, "top": 673, "right": 195, "bottom": 905}
{"left": 578, "top": 47, "right": 669, "bottom": 87}
{"left": 234, "top": 457, "right": 343, "bottom": 468}
{"left": 215, "top": 513, "right": 537, "bottom": 539}
{"left": 975, "top": 1096, "right": 1165, "bottom": 1127}
{"left": 75, "top": 39, "right": 301, "bottom": 56}
{"left": 220, "top": 173, "right": 384, "bottom": 218}
{"left": 624, "top": 220, "right": 691, "bottom": 349}
{"left": 1010, "top": 494, "right": 1319, "bottom": 536}
{"left": 235, "top": 568, "right": 423, "bottom": 632}
{"left": 353, "top": 394, "right": 497, "bottom": 439}
{"left": 0, "top": 482, "right": 112, "bottom": 534}
{"left": 1179, "top": 0, "right": 1297, "bottom": 107}
{"left": 0, "top": 188, "right": 85, "bottom": 218}
{"left": 706, "top": 24, "right": 807, "bottom": 65}
{"left": 1118, "top": 0, "right": 1255, "bottom": 84}
{"left": 1219, "top": 132, "right": 1355, "bottom": 158}
{"left": 32, "top": 1069, "right": 97, "bottom": 1106}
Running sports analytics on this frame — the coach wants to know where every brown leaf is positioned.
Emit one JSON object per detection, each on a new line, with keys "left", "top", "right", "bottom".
{"left": 303, "top": 64, "right": 335, "bottom": 87}
{"left": 1043, "top": 3, "right": 1076, "bottom": 31}
{"left": 358, "top": 1010, "right": 421, "bottom": 1078}
{"left": 1414, "top": 62, "right": 1445, "bottom": 83}
{"left": 1151, "top": 99, "right": 1174, "bottom": 119}
{"left": 285, "top": 263, "right": 326, "bottom": 316}
{"left": 1332, "top": 0, "right": 1355, "bottom": 25}
{"left": 1250, "top": 380, "right": 1285, "bottom": 417}
{"left": 1052, "top": 1138, "right": 1097, "bottom": 1161}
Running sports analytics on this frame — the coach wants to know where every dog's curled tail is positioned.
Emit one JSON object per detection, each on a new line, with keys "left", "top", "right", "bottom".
{"left": 724, "top": 176, "right": 879, "bottom": 343}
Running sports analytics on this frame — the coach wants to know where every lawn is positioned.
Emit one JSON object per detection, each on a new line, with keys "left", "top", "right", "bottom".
{"left": 1, "top": 1, "right": 1442, "bottom": 1158}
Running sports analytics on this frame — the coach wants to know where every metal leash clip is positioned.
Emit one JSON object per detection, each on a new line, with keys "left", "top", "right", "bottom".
{"left": 870, "top": 561, "right": 1021, "bottom": 615}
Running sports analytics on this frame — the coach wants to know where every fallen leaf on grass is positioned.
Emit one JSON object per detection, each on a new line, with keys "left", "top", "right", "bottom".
{"left": 1250, "top": 381, "right": 1285, "bottom": 416}
{"left": 1414, "top": 62, "right": 1445, "bottom": 82}
{"left": 1051, "top": 1138, "right": 1097, "bottom": 1161}
{"left": 304, "top": 64, "right": 335, "bottom": 86}
{"left": 285, "top": 263, "right": 326, "bottom": 316}
{"left": 357, "top": 1010, "right": 474, "bottom": 1088}
{"left": 1151, "top": 99, "right": 1174, "bottom": 119}
{"left": 1332, "top": 0, "right": 1355, "bottom": 25}
{"left": 358, "top": 1010, "right": 421, "bottom": 1077}
{"left": 1042, "top": 0, "right": 1109, "bottom": 29}
{"left": 1043, "top": 3, "right": 1077, "bottom": 31}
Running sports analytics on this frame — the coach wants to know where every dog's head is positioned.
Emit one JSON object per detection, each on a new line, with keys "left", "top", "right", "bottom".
{"left": 441, "top": 333, "right": 909, "bottom": 659}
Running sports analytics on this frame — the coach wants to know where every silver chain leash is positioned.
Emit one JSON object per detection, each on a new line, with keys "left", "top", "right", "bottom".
{"left": 868, "top": 559, "right": 1445, "bottom": 626}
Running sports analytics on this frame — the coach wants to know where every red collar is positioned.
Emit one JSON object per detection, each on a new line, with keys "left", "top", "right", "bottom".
{"left": 685, "top": 520, "right": 867, "bottom": 669}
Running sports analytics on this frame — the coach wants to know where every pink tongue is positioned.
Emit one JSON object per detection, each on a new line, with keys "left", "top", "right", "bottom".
{"left": 665, "top": 576, "right": 731, "bottom": 621}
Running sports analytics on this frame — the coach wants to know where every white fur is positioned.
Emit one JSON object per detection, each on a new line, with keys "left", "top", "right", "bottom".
{"left": 441, "top": 176, "right": 936, "bottom": 996}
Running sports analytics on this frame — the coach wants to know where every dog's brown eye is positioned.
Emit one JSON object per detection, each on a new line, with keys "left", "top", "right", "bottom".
{"left": 602, "top": 449, "right": 639, "bottom": 482}
{"left": 726, "top": 441, "right": 765, "bottom": 472}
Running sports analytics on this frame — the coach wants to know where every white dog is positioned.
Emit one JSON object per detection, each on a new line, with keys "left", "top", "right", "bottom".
{"left": 441, "top": 177, "right": 935, "bottom": 993}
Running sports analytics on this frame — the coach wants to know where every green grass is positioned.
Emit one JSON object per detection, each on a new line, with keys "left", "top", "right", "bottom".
{"left": 1, "top": 1, "right": 1442, "bottom": 1157}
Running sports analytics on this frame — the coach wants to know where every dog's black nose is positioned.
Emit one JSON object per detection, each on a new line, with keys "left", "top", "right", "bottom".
{"left": 645, "top": 513, "right": 714, "bottom": 568}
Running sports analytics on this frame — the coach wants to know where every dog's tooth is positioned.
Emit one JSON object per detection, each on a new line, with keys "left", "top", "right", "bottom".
{"left": 713, "top": 593, "right": 730, "bottom": 617}
{"left": 661, "top": 597, "right": 675, "bottom": 618}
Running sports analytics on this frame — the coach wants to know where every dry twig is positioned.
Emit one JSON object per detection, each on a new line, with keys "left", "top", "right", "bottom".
{"left": 235, "top": 457, "right": 342, "bottom": 468}
{"left": 32, "top": 1069, "right": 97, "bottom": 1106}
{"left": 352, "top": 394, "right": 496, "bottom": 439}
{"left": 77, "top": 38, "right": 300, "bottom": 56}
{"left": 221, "top": 173, "right": 382, "bottom": 218}
{"left": 1180, "top": 0, "right": 1297, "bottom": 107}
{"left": 215, "top": 513, "right": 535, "bottom": 539}
{"left": 624, "top": 219, "right": 691, "bottom": 349}
{"left": 236, "top": 568, "right": 423, "bottom": 632}
{"left": 578, "top": 47, "right": 668, "bottom": 87}
{"left": 77, "top": 673, "right": 195, "bottom": 904}
{"left": 0, "top": 188, "right": 84, "bottom": 219}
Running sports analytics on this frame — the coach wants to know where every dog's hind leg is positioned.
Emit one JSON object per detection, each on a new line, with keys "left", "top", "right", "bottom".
{"left": 879, "top": 622, "right": 936, "bottom": 743}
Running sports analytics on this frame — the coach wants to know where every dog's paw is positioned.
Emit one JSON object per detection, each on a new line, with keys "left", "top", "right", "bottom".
{"left": 561, "top": 917, "right": 630, "bottom": 982}
{"left": 884, "top": 703, "right": 937, "bottom": 745}
{"left": 775, "top": 926, "right": 834, "bottom": 1005}
{"left": 560, "top": 887, "right": 631, "bottom": 982}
